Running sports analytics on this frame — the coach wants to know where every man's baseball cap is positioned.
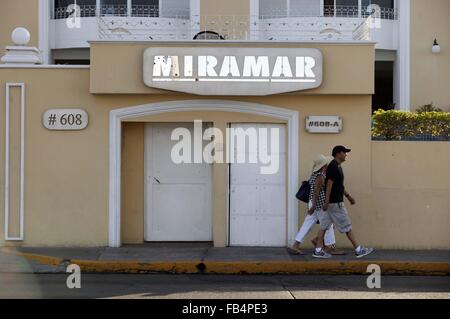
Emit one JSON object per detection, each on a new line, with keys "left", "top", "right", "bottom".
{"left": 332, "top": 145, "right": 351, "bottom": 157}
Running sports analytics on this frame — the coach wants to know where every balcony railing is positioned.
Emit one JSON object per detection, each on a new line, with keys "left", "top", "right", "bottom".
{"left": 54, "top": 5, "right": 97, "bottom": 19}
{"left": 131, "top": 5, "right": 160, "bottom": 18}
{"left": 100, "top": 4, "right": 128, "bottom": 17}
{"left": 260, "top": 5, "right": 397, "bottom": 20}
{"left": 54, "top": 4, "right": 397, "bottom": 20}
{"left": 54, "top": 4, "right": 188, "bottom": 19}
{"left": 52, "top": 5, "right": 397, "bottom": 42}
{"left": 361, "top": 6, "right": 397, "bottom": 20}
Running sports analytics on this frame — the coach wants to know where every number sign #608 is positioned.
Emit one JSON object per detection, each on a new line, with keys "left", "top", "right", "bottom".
{"left": 43, "top": 109, "right": 89, "bottom": 131}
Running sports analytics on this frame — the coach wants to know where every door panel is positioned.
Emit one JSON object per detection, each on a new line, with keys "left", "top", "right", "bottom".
{"left": 145, "top": 123, "right": 212, "bottom": 242}
{"left": 229, "top": 123, "right": 287, "bottom": 247}
{"left": 151, "top": 184, "right": 209, "bottom": 241}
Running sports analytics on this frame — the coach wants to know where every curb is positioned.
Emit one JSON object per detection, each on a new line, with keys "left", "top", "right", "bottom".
{"left": 15, "top": 251, "right": 450, "bottom": 276}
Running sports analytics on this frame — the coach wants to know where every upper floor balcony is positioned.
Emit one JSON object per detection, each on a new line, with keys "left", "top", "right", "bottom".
{"left": 49, "top": 0, "right": 399, "bottom": 52}
{"left": 53, "top": 2, "right": 189, "bottom": 19}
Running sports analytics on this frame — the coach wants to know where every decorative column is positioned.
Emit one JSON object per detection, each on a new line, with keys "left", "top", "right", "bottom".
{"left": 38, "top": 0, "right": 50, "bottom": 64}
{"left": 96, "top": 0, "right": 101, "bottom": 16}
{"left": 127, "top": 0, "right": 132, "bottom": 16}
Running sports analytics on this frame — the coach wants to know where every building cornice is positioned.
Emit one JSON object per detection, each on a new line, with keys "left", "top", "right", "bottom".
{"left": 88, "top": 40, "right": 377, "bottom": 46}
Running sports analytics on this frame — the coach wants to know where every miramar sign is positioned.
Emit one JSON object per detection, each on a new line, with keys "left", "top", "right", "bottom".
{"left": 143, "top": 47, "right": 323, "bottom": 95}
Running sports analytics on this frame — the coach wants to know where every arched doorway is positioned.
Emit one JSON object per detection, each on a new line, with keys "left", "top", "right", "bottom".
{"left": 109, "top": 100, "right": 299, "bottom": 247}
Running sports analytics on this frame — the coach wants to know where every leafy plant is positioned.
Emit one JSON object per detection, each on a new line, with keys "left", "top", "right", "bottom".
{"left": 416, "top": 103, "right": 443, "bottom": 114}
{"left": 372, "top": 109, "right": 450, "bottom": 141}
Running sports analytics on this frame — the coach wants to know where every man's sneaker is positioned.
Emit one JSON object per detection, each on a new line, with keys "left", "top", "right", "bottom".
{"left": 312, "top": 249, "right": 332, "bottom": 259}
{"left": 355, "top": 247, "right": 374, "bottom": 259}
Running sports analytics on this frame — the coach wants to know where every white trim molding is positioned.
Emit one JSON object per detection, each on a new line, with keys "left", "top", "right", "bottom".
{"left": 190, "top": 0, "right": 201, "bottom": 35}
{"left": 396, "top": 0, "right": 411, "bottom": 111}
{"left": 0, "top": 65, "right": 90, "bottom": 69}
{"left": 39, "top": 0, "right": 51, "bottom": 64}
{"left": 4, "top": 83, "right": 26, "bottom": 241}
{"left": 108, "top": 100, "right": 299, "bottom": 248}
{"left": 190, "top": 0, "right": 201, "bottom": 19}
{"left": 249, "top": 0, "right": 259, "bottom": 40}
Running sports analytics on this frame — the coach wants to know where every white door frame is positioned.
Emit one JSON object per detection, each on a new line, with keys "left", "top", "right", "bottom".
{"left": 109, "top": 100, "right": 299, "bottom": 248}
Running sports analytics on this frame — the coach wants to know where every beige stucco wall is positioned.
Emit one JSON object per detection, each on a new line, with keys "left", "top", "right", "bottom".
{"left": 200, "top": 0, "right": 250, "bottom": 40}
{"left": 0, "top": 66, "right": 373, "bottom": 247}
{"left": 410, "top": 0, "right": 450, "bottom": 111}
{"left": 121, "top": 122, "right": 145, "bottom": 244}
{"left": 0, "top": 69, "right": 108, "bottom": 247}
{"left": 201, "top": 0, "right": 249, "bottom": 17}
{"left": 0, "top": 0, "right": 39, "bottom": 56}
{"left": 0, "top": 41, "right": 448, "bottom": 249}
{"left": 90, "top": 42, "right": 375, "bottom": 95}
{"left": 369, "top": 142, "right": 450, "bottom": 249}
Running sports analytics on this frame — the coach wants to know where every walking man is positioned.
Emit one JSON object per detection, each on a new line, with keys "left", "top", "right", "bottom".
{"left": 313, "top": 146, "right": 374, "bottom": 259}
{"left": 290, "top": 154, "right": 344, "bottom": 255}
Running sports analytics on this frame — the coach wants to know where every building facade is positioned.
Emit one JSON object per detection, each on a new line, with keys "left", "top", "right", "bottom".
{"left": 2, "top": 0, "right": 449, "bottom": 111}
{"left": 0, "top": 0, "right": 449, "bottom": 249}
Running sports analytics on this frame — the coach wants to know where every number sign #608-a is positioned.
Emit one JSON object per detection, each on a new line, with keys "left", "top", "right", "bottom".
{"left": 43, "top": 109, "right": 89, "bottom": 131}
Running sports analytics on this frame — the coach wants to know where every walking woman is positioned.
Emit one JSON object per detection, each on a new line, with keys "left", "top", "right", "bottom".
{"left": 289, "top": 154, "right": 344, "bottom": 255}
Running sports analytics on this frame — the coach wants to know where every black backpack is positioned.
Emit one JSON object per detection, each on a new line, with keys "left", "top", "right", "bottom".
{"left": 295, "top": 181, "right": 310, "bottom": 203}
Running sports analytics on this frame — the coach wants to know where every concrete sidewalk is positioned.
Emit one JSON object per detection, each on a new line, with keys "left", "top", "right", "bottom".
{"left": 1, "top": 244, "right": 450, "bottom": 275}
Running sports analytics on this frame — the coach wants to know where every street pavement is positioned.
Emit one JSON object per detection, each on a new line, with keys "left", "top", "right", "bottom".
{"left": 11, "top": 245, "right": 450, "bottom": 263}
{"left": 1, "top": 245, "right": 449, "bottom": 299}
{"left": 1, "top": 245, "right": 449, "bottom": 276}
{"left": 0, "top": 273, "right": 449, "bottom": 299}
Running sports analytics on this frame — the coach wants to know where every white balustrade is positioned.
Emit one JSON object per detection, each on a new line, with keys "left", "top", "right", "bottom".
{"left": 51, "top": 4, "right": 397, "bottom": 44}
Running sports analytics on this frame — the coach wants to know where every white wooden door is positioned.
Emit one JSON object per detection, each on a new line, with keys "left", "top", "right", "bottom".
{"left": 229, "top": 124, "right": 287, "bottom": 247}
{"left": 145, "top": 123, "right": 212, "bottom": 242}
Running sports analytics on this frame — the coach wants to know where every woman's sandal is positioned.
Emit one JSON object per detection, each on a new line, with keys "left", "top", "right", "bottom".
{"left": 287, "top": 247, "right": 305, "bottom": 255}
{"left": 324, "top": 245, "right": 347, "bottom": 256}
